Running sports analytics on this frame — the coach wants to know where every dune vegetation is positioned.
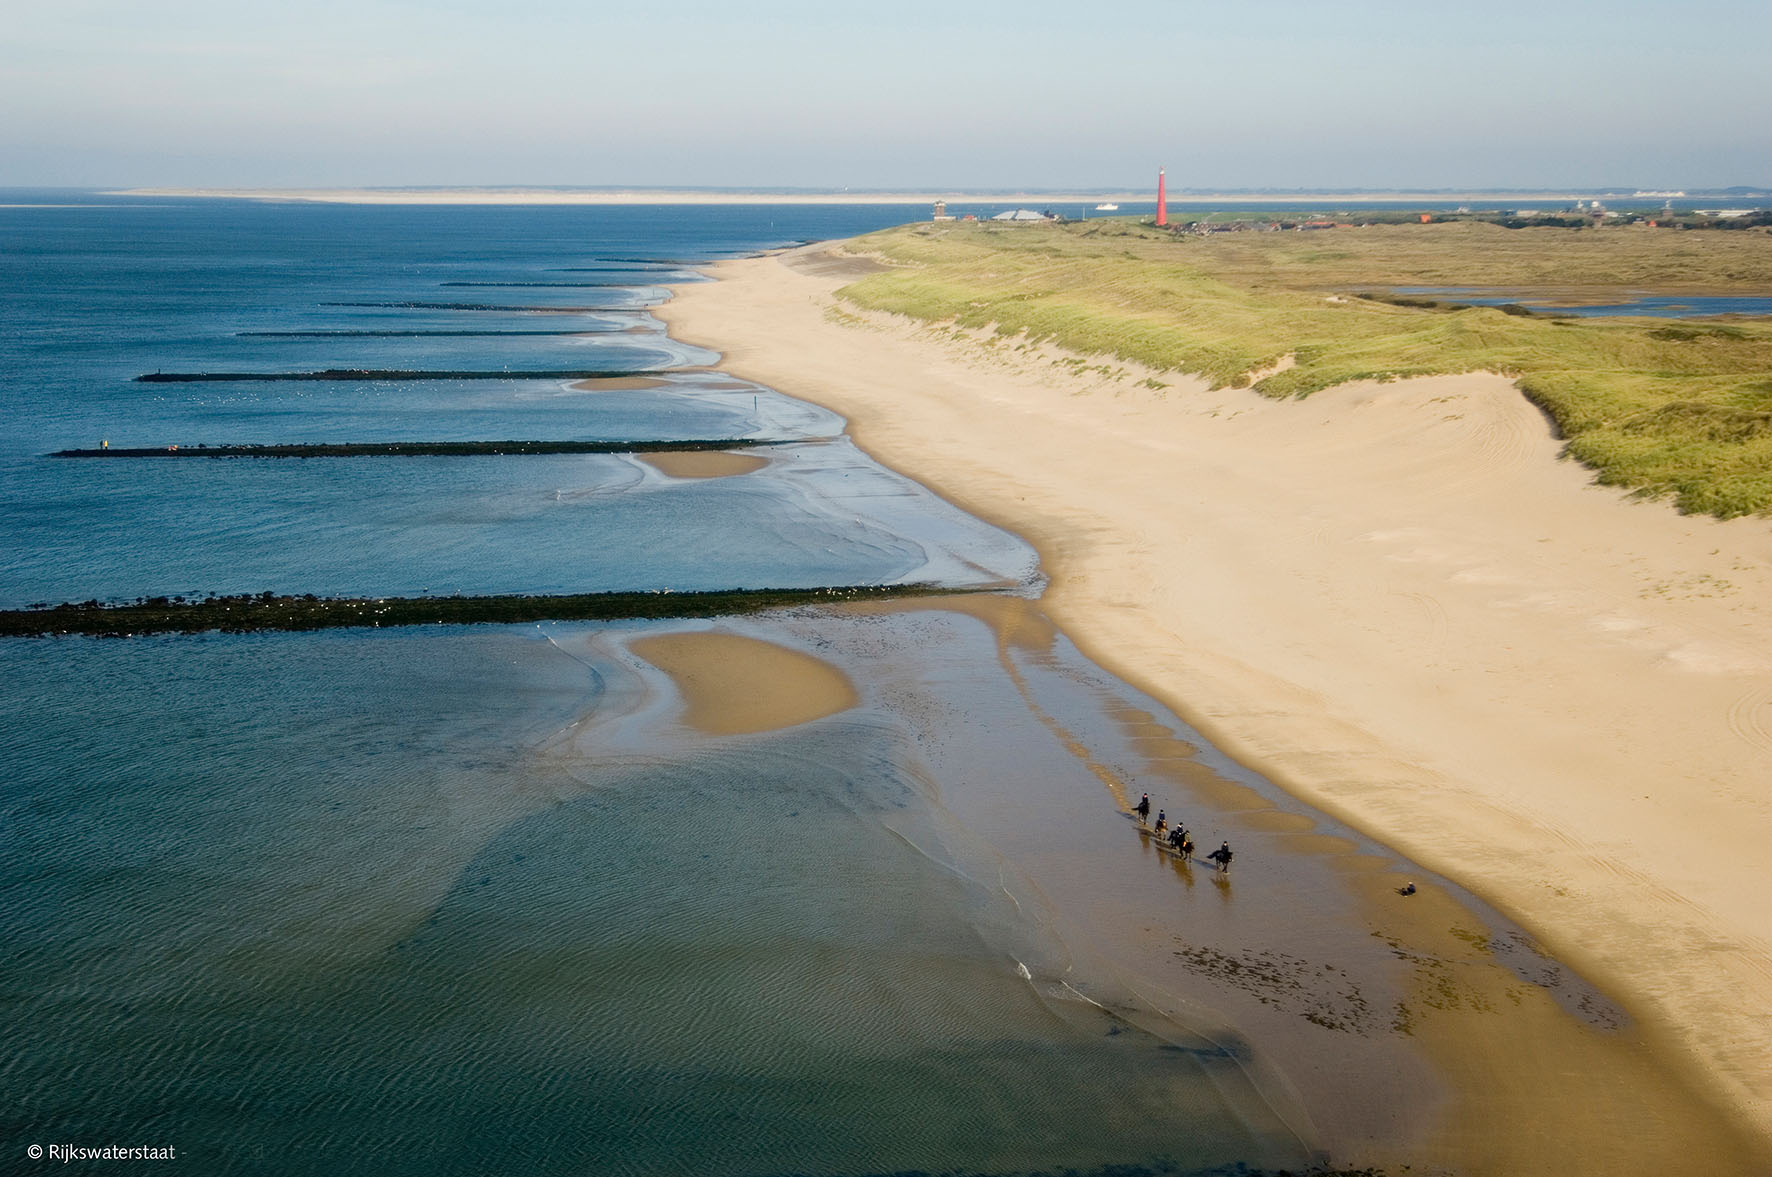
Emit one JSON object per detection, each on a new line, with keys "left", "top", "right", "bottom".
{"left": 837, "top": 220, "right": 1772, "bottom": 518}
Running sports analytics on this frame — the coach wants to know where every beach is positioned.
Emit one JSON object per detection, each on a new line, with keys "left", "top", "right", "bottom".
{"left": 658, "top": 244, "right": 1772, "bottom": 1162}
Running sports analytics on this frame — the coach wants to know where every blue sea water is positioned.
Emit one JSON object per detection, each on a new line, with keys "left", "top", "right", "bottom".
{"left": 0, "top": 199, "right": 1032, "bottom": 607}
{"left": 0, "top": 194, "right": 1329, "bottom": 1174}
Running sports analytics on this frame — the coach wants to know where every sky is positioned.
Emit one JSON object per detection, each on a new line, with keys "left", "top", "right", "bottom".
{"left": 3, "top": 0, "right": 1769, "bottom": 191}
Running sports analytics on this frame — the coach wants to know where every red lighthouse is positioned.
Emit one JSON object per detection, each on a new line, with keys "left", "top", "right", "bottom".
{"left": 1156, "top": 168, "right": 1167, "bottom": 227}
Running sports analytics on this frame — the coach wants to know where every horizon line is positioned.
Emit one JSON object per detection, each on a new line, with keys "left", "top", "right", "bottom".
{"left": 48, "top": 184, "right": 1769, "bottom": 208}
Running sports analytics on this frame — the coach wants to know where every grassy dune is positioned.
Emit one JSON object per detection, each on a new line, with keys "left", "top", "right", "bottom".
{"left": 837, "top": 220, "right": 1772, "bottom": 517}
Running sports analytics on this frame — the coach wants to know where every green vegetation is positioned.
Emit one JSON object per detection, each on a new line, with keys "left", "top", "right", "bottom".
{"left": 1139, "top": 218, "right": 1772, "bottom": 292}
{"left": 837, "top": 220, "right": 1772, "bottom": 517}
{"left": 0, "top": 585, "right": 952, "bottom": 638}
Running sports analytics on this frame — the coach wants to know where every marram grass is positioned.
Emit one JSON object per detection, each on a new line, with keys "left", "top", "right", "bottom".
{"left": 838, "top": 221, "right": 1772, "bottom": 518}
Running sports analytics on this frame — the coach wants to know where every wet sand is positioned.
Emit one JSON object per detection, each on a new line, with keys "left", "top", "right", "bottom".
{"left": 654, "top": 245, "right": 1772, "bottom": 1170}
{"left": 628, "top": 630, "right": 859, "bottom": 735}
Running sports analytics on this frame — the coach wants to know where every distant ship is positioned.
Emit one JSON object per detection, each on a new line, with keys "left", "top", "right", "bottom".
{"left": 1094, "top": 203, "right": 1119, "bottom": 211}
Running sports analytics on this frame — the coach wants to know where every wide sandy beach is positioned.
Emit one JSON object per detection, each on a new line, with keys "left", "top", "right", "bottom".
{"left": 658, "top": 244, "right": 1772, "bottom": 1161}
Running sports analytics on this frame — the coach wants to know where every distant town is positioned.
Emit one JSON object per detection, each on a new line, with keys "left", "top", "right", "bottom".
{"left": 932, "top": 190, "right": 1772, "bottom": 234}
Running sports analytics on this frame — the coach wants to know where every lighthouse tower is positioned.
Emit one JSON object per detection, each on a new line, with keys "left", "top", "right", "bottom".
{"left": 1156, "top": 168, "right": 1167, "bottom": 227}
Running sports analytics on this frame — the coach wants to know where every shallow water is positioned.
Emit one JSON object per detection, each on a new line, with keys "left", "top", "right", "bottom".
{"left": 0, "top": 621, "right": 1318, "bottom": 1176}
{"left": 0, "top": 200, "right": 1033, "bottom": 609}
{"left": 0, "top": 436, "right": 1032, "bottom": 606}
{"left": 1391, "top": 286, "right": 1772, "bottom": 318}
{"left": 27, "top": 371, "right": 836, "bottom": 451}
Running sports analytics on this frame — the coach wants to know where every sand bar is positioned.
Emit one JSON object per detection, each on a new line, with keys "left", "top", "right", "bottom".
{"left": 636, "top": 450, "right": 768, "bottom": 480}
{"left": 657, "top": 245, "right": 1772, "bottom": 1157}
{"left": 629, "top": 630, "right": 859, "bottom": 735}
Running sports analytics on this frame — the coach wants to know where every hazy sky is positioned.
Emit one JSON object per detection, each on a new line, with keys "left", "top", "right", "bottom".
{"left": 4, "top": 0, "right": 1768, "bottom": 190}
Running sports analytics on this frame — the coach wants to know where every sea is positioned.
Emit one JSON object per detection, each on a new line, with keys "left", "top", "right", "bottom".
{"left": 0, "top": 192, "right": 1635, "bottom": 1176}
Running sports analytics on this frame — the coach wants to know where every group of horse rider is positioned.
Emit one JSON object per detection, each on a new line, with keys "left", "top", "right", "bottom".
{"left": 1134, "top": 793, "right": 1233, "bottom": 872}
